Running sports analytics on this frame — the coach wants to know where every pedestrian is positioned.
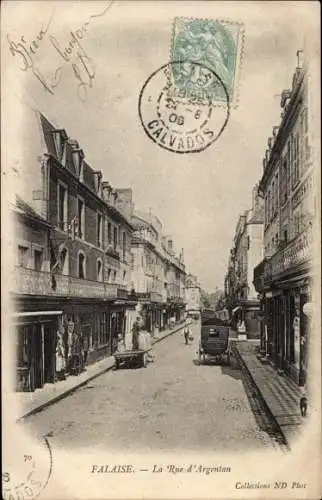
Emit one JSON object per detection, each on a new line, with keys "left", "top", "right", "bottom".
{"left": 132, "top": 316, "right": 141, "bottom": 350}
{"left": 55, "top": 331, "right": 66, "bottom": 380}
{"left": 183, "top": 321, "right": 190, "bottom": 345}
{"left": 154, "top": 322, "right": 160, "bottom": 339}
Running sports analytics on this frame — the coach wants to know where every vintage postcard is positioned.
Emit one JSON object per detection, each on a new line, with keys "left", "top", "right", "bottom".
{"left": 2, "top": 1, "right": 321, "bottom": 499}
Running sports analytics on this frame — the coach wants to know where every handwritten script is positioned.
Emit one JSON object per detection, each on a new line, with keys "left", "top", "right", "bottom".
{"left": 7, "top": 1, "right": 114, "bottom": 102}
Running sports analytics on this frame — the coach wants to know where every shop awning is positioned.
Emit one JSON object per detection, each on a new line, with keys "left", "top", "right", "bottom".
{"left": 232, "top": 306, "right": 241, "bottom": 314}
{"left": 13, "top": 311, "right": 63, "bottom": 317}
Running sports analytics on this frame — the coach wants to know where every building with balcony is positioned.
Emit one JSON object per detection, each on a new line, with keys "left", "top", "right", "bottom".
{"left": 253, "top": 51, "right": 316, "bottom": 386}
{"left": 224, "top": 184, "right": 264, "bottom": 337}
{"left": 131, "top": 210, "right": 186, "bottom": 333}
{"left": 12, "top": 113, "right": 137, "bottom": 390}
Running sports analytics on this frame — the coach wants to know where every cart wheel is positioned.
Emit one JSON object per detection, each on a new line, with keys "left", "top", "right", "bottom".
{"left": 203, "top": 354, "right": 206, "bottom": 363}
{"left": 142, "top": 353, "right": 148, "bottom": 368}
{"left": 227, "top": 352, "right": 230, "bottom": 365}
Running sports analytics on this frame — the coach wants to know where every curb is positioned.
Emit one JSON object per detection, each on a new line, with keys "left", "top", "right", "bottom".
{"left": 17, "top": 361, "right": 115, "bottom": 422}
{"left": 152, "top": 324, "right": 185, "bottom": 344}
{"left": 230, "top": 342, "right": 290, "bottom": 450}
{"left": 18, "top": 324, "right": 185, "bottom": 421}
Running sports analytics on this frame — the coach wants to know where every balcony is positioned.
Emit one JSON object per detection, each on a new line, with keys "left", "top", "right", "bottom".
{"left": 105, "top": 245, "right": 120, "bottom": 260}
{"left": 264, "top": 226, "right": 312, "bottom": 284}
{"left": 13, "top": 267, "right": 120, "bottom": 299}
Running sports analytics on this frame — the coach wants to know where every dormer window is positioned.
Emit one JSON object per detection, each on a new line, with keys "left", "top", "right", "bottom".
{"left": 94, "top": 171, "right": 102, "bottom": 195}
{"left": 71, "top": 149, "right": 84, "bottom": 178}
{"left": 52, "top": 129, "right": 67, "bottom": 163}
{"left": 265, "top": 149, "right": 270, "bottom": 162}
{"left": 280, "top": 89, "right": 292, "bottom": 109}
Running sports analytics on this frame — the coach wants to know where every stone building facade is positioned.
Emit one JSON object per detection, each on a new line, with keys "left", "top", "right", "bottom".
{"left": 12, "top": 113, "right": 137, "bottom": 391}
{"left": 131, "top": 210, "right": 186, "bottom": 333}
{"left": 225, "top": 185, "right": 264, "bottom": 337}
{"left": 253, "top": 51, "right": 316, "bottom": 386}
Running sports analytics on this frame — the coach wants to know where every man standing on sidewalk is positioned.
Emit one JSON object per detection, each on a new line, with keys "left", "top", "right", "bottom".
{"left": 132, "top": 316, "right": 141, "bottom": 350}
{"left": 183, "top": 321, "right": 190, "bottom": 345}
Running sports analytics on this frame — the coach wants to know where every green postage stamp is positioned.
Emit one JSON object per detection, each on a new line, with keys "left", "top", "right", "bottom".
{"left": 170, "top": 17, "right": 245, "bottom": 106}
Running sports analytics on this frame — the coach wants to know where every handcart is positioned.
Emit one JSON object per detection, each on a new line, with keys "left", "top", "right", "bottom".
{"left": 114, "top": 348, "right": 151, "bottom": 369}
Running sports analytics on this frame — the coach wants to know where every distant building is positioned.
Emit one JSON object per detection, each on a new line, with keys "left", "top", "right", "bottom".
{"left": 254, "top": 51, "right": 316, "bottom": 386}
{"left": 131, "top": 210, "right": 186, "bottom": 333}
{"left": 225, "top": 184, "right": 264, "bottom": 337}
{"left": 185, "top": 274, "right": 201, "bottom": 318}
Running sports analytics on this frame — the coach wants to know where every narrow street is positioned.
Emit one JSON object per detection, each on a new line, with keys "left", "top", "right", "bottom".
{"left": 23, "top": 323, "right": 281, "bottom": 453}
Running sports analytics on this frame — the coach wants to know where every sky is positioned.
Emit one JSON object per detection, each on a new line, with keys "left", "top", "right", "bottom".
{"left": 3, "top": 0, "right": 318, "bottom": 291}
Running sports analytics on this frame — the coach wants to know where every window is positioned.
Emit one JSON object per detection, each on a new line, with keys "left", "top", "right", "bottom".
{"left": 97, "top": 259, "right": 103, "bottom": 281}
{"left": 78, "top": 252, "right": 86, "bottom": 279}
{"left": 281, "top": 158, "right": 288, "bottom": 205}
{"left": 113, "top": 270, "right": 117, "bottom": 282}
{"left": 77, "top": 197, "right": 85, "bottom": 239}
{"left": 58, "top": 182, "right": 68, "bottom": 231}
{"left": 113, "top": 227, "right": 118, "bottom": 250}
{"left": 122, "top": 231, "right": 126, "bottom": 260}
{"left": 18, "top": 245, "right": 28, "bottom": 267}
{"left": 247, "top": 235, "right": 250, "bottom": 250}
{"left": 274, "top": 173, "right": 279, "bottom": 214}
{"left": 292, "top": 133, "right": 300, "bottom": 187}
{"left": 267, "top": 190, "right": 271, "bottom": 221}
{"left": 107, "top": 222, "right": 112, "bottom": 244}
{"left": 97, "top": 213, "right": 102, "bottom": 248}
{"left": 123, "top": 270, "right": 126, "bottom": 281}
{"left": 283, "top": 229, "right": 288, "bottom": 244}
{"left": 271, "top": 181, "right": 275, "bottom": 217}
{"left": 60, "top": 247, "right": 69, "bottom": 275}
{"left": 107, "top": 268, "right": 111, "bottom": 282}
{"left": 34, "top": 249, "right": 43, "bottom": 271}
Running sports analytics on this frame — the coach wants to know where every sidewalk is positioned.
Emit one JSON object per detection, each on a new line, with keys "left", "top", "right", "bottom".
{"left": 231, "top": 340, "right": 304, "bottom": 448}
{"left": 15, "top": 322, "right": 185, "bottom": 421}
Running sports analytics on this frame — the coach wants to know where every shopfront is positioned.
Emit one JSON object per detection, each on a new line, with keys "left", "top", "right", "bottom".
{"left": 15, "top": 311, "right": 61, "bottom": 392}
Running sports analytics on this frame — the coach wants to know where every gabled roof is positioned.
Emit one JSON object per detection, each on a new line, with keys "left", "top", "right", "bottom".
{"left": 14, "top": 195, "right": 50, "bottom": 227}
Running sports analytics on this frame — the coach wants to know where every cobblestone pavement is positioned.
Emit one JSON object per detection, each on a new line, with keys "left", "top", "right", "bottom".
{"left": 22, "top": 322, "right": 282, "bottom": 453}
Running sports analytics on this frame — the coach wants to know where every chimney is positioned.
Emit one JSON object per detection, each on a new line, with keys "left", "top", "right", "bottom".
{"left": 115, "top": 188, "right": 134, "bottom": 220}
{"left": 252, "top": 184, "right": 259, "bottom": 211}
{"left": 273, "top": 126, "right": 279, "bottom": 138}
{"left": 102, "top": 181, "right": 112, "bottom": 203}
{"left": 168, "top": 239, "right": 173, "bottom": 251}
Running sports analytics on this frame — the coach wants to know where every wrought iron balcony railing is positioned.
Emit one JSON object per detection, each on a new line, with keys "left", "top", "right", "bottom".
{"left": 13, "top": 267, "right": 121, "bottom": 299}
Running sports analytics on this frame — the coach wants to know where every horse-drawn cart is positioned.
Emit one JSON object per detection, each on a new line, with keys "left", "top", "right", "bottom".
{"left": 199, "top": 313, "right": 230, "bottom": 365}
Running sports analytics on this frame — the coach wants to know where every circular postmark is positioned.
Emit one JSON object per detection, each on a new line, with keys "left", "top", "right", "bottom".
{"left": 138, "top": 60, "right": 230, "bottom": 154}
{"left": 2, "top": 435, "right": 53, "bottom": 500}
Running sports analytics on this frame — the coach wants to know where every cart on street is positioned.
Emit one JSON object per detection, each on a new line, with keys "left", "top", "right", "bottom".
{"left": 114, "top": 348, "right": 151, "bottom": 369}
{"left": 198, "top": 313, "right": 230, "bottom": 365}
